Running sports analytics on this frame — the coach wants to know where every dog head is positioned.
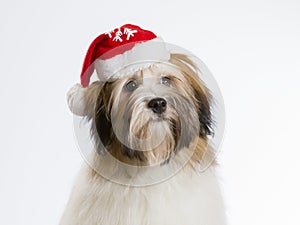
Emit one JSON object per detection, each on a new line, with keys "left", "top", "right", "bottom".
{"left": 80, "top": 54, "right": 213, "bottom": 166}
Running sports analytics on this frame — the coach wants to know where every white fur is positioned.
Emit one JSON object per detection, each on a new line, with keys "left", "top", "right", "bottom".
{"left": 59, "top": 161, "right": 227, "bottom": 225}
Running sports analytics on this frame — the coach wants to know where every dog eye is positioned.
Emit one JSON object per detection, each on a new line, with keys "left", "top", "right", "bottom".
{"left": 125, "top": 80, "right": 138, "bottom": 92}
{"left": 161, "top": 76, "right": 171, "bottom": 86}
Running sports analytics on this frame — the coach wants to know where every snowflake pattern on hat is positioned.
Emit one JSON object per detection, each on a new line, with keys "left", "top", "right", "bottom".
{"left": 105, "top": 27, "right": 138, "bottom": 42}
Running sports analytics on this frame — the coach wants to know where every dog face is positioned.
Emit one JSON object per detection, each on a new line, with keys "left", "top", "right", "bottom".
{"left": 91, "top": 54, "right": 213, "bottom": 166}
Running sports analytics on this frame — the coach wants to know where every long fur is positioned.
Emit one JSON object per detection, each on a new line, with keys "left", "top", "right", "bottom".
{"left": 60, "top": 54, "right": 227, "bottom": 225}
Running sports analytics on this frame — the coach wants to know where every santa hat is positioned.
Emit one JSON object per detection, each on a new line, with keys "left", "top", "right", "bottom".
{"left": 67, "top": 24, "right": 170, "bottom": 116}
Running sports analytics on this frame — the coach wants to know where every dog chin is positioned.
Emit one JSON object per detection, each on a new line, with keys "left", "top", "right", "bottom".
{"left": 126, "top": 117, "right": 175, "bottom": 161}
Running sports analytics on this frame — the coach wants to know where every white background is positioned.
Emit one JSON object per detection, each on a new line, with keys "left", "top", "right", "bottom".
{"left": 0, "top": 0, "right": 299, "bottom": 224}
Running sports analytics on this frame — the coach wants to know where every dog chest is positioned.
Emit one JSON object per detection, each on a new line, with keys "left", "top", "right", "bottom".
{"left": 60, "top": 165, "right": 226, "bottom": 225}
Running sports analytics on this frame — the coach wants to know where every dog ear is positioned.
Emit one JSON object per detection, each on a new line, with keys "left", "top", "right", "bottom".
{"left": 94, "top": 82, "right": 113, "bottom": 148}
{"left": 169, "top": 54, "right": 214, "bottom": 137}
{"left": 192, "top": 82, "right": 214, "bottom": 137}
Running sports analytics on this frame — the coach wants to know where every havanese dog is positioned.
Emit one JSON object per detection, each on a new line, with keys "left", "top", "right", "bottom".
{"left": 60, "top": 24, "right": 226, "bottom": 225}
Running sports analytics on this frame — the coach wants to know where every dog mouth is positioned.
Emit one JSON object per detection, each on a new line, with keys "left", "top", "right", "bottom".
{"left": 151, "top": 114, "right": 167, "bottom": 122}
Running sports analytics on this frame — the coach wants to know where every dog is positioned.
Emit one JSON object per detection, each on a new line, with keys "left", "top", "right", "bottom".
{"left": 60, "top": 25, "right": 226, "bottom": 225}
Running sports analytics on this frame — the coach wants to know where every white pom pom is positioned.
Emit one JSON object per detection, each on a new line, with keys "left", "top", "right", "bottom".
{"left": 66, "top": 83, "right": 88, "bottom": 116}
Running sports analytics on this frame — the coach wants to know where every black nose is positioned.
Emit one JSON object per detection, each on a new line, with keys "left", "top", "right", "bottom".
{"left": 148, "top": 98, "right": 167, "bottom": 114}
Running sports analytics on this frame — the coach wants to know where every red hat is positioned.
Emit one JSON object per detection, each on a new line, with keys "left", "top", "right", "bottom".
{"left": 80, "top": 24, "right": 169, "bottom": 87}
{"left": 68, "top": 24, "right": 170, "bottom": 116}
